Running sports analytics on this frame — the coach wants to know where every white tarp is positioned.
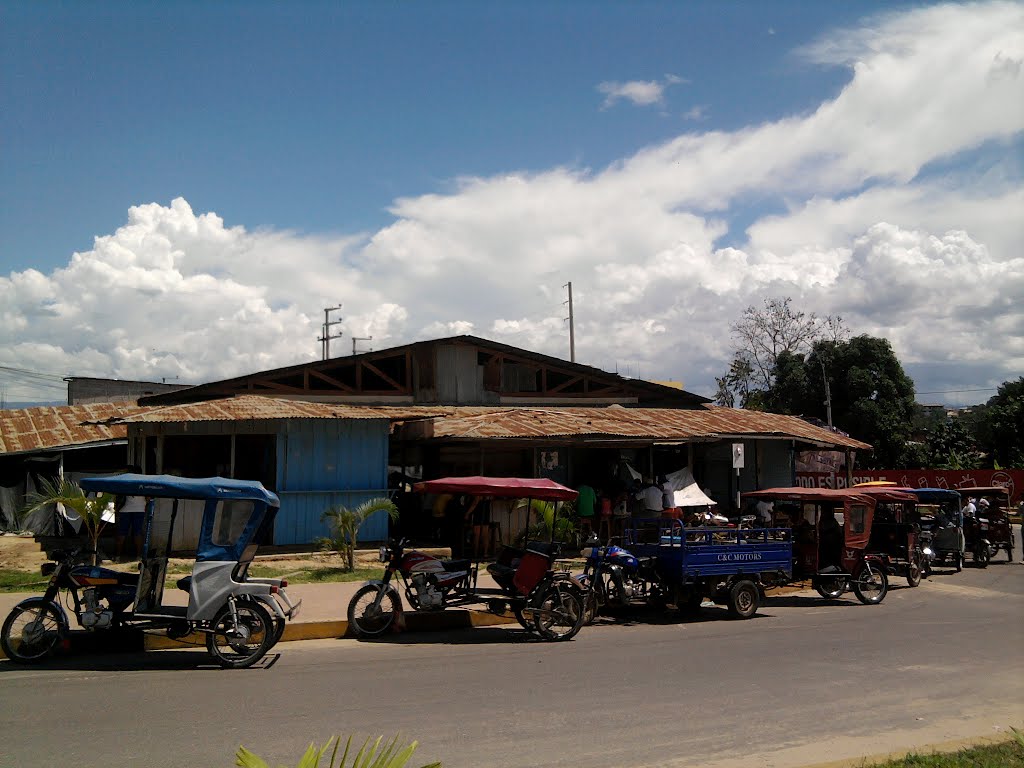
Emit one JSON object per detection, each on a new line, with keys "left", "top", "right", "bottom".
{"left": 664, "top": 467, "right": 715, "bottom": 508}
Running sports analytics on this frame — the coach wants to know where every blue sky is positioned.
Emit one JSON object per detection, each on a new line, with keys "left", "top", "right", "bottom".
{"left": 1, "top": 1, "right": 1022, "bottom": 407}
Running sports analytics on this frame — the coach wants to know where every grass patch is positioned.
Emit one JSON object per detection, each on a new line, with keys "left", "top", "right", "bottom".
{"left": 0, "top": 568, "right": 50, "bottom": 592}
{"left": 245, "top": 564, "right": 384, "bottom": 584}
{"left": 866, "top": 733, "right": 1024, "bottom": 767}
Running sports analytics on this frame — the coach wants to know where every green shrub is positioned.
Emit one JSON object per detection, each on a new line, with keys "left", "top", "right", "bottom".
{"left": 236, "top": 733, "right": 440, "bottom": 768}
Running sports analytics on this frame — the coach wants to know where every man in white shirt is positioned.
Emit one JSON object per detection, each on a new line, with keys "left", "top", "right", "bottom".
{"left": 635, "top": 482, "right": 664, "bottom": 519}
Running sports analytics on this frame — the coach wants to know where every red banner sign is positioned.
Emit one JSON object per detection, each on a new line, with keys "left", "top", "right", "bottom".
{"left": 795, "top": 469, "right": 1024, "bottom": 506}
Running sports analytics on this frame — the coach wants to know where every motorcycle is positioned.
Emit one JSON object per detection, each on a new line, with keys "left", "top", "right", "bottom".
{"left": 577, "top": 535, "right": 666, "bottom": 623}
{"left": 346, "top": 538, "right": 585, "bottom": 641}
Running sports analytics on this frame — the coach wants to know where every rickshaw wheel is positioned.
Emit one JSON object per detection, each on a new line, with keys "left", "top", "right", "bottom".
{"left": 206, "top": 601, "right": 274, "bottom": 669}
{"left": 852, "top": 566, "right": 888, "bottom": 605}
{"left": 533, "top": 584, "right": 585, "bottom": 641}
{"left": 813, "top": 577, "right": 846, "bottom": 600}
{"left": 954, "top": 553, "right": 963, "bottom": 572}
{"left": 726, "top": 580, "right": 759, "bottom": 619}
{"left": 581, "top": 592, "right": 599, "bottom": 626}
{"left": 1, "top": 598, "right": 67, "bottom": 664}
{"left": 906, "top": 559, "right": 922, "bottom": 588}
{"left": 347, "top": 584, "right": 401, "bottom": 637}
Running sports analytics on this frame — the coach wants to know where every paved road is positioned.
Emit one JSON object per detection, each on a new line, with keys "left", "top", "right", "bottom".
{"left": 2, "top": 558, "right": 1021, "bottom": 768}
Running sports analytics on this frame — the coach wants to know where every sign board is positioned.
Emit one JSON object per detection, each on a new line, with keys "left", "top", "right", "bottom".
{"left": 732, "top": 443, "right": 745, "bottom": 470}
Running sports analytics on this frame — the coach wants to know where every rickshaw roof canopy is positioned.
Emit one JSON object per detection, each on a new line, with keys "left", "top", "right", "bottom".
{"left": 958, "top": 486, "right": 1010, "bottom": 498}
{"left": 80, "top": 474, "right": 280, "bottom": 507}
{"left": 843, "top": 486, "right": 918, "bottom": 502}
{"left": 744, "top": 487, "right": 876, "bottom": 505}
{"left": 413, "top": 476, "right": 578, "bottom": 501}
{"left": 905, "top": 487, "right": 961, "bottom": 503}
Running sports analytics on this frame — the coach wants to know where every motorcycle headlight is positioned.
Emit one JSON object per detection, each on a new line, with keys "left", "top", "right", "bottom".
{"left": 378, "top": 546, "right": 389, "bottom": 563}
{"left": 922, "top": 547, "right": 934, "bottom": 556}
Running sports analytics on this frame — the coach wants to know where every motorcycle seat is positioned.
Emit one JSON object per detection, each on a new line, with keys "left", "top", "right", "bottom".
{"left": 442, "top": 558, "right": 472, "bottom": 572}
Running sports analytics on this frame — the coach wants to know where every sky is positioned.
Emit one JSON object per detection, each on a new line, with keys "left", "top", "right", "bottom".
{"left": 1, "top": 1, "right": 1022, "bottom": 408}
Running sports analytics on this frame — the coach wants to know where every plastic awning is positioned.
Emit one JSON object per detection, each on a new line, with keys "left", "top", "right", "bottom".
{"left": 413, "top": 476, "right": 578, "bottom": 501}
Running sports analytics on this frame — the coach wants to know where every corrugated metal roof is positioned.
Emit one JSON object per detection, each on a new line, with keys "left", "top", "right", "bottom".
{"left": 118, "top": 395, "right": 450, "bottom": 423}
{"left": 422, "top": 405, "right": 872, "bottom": 450}
{"left": 0, "top": 402, "right": 149, "bottom": 455}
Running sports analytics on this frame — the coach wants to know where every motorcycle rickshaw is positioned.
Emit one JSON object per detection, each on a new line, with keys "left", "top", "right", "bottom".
{"left": 1, "top": 474, "right": 300, "bottom": 668}
{"left": 906, "top": 488, "right": 963, "bottom": 573}
{"left": 743, "top": 487, "right": 894, "bottom": 604}
{"left": 854, "top": 484, "right": 926, "bottom": 587}
{"left": 346, "top": 476, "right": 586, "bottom": 641}
{"left": 961, "top": 486, "right": 1015, "bottom": 566}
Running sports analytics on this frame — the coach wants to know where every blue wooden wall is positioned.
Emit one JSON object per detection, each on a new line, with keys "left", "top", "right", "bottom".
{"left": 273, "top": 419, "right": 391, "bottom": 546}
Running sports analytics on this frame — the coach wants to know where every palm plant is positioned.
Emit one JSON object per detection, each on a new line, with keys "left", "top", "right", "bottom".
{"left": 236, "top": 733, "right": 440, "bottom": 768}
{"left": 321, "top": 498, "right": 398, "bottom": 571}
{"left": 21, "top": 477, "right": 115, "bottom": 566}
{"left": 515, "top": 498, "right": 577, "bottom": 545}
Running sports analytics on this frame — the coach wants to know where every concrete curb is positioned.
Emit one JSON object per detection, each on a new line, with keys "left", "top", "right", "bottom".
{"left": 795, "top": 732, "right": 1018, "bottom": 768}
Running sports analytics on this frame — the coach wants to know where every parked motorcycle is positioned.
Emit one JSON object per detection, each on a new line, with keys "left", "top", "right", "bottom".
{"left": 347, "top": 538, "right": 585, "bottom": 641}
{"left": 577, "top": 535, "right": 665, "bottom": 623}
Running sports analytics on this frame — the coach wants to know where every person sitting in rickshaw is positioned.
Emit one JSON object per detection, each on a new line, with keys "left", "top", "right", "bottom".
{"left": 819, "top": 512, "right": 843, "bottom": 570}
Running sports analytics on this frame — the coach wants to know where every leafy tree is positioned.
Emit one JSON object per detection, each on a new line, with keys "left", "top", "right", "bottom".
{"left": 716, "top": 297, "right": 845, "bottom": 408}
{"left": 973, "top": 377, "right": 1024, "bottom": 467}
{"left": 321, "top": 498, "right": 398, "bottom": 572}
{"left": 820, "top": 336, "right": 917, "bottom": 469}
{"left": 21, "top": 478, "right": 116, "bottom": 566}
{"left": 926, "top": 420, "right": 981, "bottom": 469}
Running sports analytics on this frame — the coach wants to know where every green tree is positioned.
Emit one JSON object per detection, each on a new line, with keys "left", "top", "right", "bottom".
{"left": 822, "top": 336, "right": 917, "bottom": 469}
{"left": 925, "top": 420, "right": 981, "bottom": 469}
{"left": 321, "top": 498, "right": 398, "bottom": 572}
{"left": 21, "top": 477, "right": 116, "bottom": 566}
{"left": 973, "top": 377, "right": 1024, "bottom": 467}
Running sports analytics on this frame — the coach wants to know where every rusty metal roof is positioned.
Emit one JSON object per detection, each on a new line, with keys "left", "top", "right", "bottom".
{"left": 0, "top": 402, "right": 150, "bottom": 455}
{"left": 421, "top": 405, "right": 871, "bottom": 450}
{"left": 118, "top": 395, "right": 450, "bottom": 423}
{"left": 2, "top": 396, "right": 869, "bottom": 455}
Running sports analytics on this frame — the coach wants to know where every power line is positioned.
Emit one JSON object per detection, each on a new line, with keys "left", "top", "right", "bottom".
{"left": 915, "top": 387, "right": 999, "bottom": 395}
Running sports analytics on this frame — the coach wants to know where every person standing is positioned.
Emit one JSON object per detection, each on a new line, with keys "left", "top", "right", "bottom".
{"left": 115, "top": 494, "right": 146, "bottom": 562}
{"left": 576, "top": 483, "right": 596, "bottom": 537}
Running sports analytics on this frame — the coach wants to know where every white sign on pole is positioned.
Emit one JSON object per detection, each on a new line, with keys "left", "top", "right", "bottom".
{"left": 732, "top": 443, "right": 745, "bottom": 470}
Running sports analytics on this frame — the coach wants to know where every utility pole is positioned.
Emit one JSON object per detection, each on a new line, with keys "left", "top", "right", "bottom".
{"left": 563, "top": 281, "right": 575, "bottom": 363}
{"left": 819, "top": 357, "right": 833, "bottom": 428}
{"left": 318, "top": 305, "right": 344, "bottom": 360}
{"left": 352, "top": 336, "right": 373, "bottom": 355}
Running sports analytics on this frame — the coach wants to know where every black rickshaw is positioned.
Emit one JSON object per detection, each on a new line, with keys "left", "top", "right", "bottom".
{"left": 854, "top": 484, "right": 926, "bottom": 587}
{"left": 961, "top": 486, "right": 1015, "bottom": 566}
{"left": 907, "top": 488, "right": 964, "bottom": 573}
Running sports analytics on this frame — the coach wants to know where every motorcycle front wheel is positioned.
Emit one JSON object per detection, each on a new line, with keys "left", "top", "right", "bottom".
{"left": 852, "top": 566, "right": 888, "bottom": 605}
{"left": 533, "top": 583, "right": 585, "bottom": 641}
{"left": 347, "top": 584, "right": 401, "bottom": 638}
{"left": 1, "top": 598, "right": 67, "bottom": 664}
{"left": 205, "top": 601, "right": 274, "bottom": 669}
{"left": 906, "top": 558, "right": 922, "bottom": 587}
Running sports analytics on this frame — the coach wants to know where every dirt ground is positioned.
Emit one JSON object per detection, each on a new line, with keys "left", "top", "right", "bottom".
{"left": 0, "top": 534, "right": 49, "bottom": 571}
{"left": 0, "top": 533, "right": 387, "bottom": 574}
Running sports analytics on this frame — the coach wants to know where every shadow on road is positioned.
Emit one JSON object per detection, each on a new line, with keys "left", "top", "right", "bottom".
{"left": 0, "top": 649, "right": 283, "bottom": 672}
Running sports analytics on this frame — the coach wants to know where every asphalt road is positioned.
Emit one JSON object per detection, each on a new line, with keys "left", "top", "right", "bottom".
{"left": 2, "top": 556, "right": 1022, "bottom": 768}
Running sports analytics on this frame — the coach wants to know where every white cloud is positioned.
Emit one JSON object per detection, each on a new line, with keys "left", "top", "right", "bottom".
{"left": 2, "top": 1, "right": 1022, "bottom": 409}
{"left": 597, "top": 73, "right": 686, "bottom": 109}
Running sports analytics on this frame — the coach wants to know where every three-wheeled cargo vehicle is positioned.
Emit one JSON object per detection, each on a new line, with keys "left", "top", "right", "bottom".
{"left": 1, "top": 474, "right": 300, "bottom": 668}
{"left": 620, "top": 518, "right": 793, "bottom": 619}
{"left": 961, "top": 486, "right": 1015, "bottom": 565}
{"left": 345, "top": 476, "right": 586, "bottom": 641}
{"left": 743, "top": 487, "right": 892, "bottom": 604}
